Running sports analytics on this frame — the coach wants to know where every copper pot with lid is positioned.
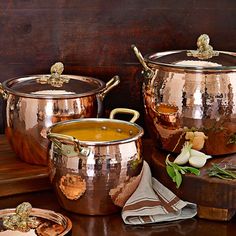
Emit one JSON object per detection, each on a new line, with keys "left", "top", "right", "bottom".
{"left": 0, "top": 62, "right": 120, "bottom": 165}
{"left": 133, "top": 34, "right": 236, "bottom": 155}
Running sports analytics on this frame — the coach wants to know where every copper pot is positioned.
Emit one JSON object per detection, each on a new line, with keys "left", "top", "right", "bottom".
{"left": 47, "top": 108, "right": 144, "bottom": 215}
{"left": 0, "top": 62, "right": 120, "bottom": 165}
{"left": 133, "top": 34, "right": 236, "bottom": 155}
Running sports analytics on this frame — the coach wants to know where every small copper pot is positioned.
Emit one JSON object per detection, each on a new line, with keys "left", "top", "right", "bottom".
{"left": 47, "top": 108, "right": 144, "bottom": 215}
{"left": 0, "top": 62, "right": 120, "bottom": 165}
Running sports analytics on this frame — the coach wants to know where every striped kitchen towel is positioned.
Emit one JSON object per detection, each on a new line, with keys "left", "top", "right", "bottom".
{"left": 121, "top": 161, "right": 197, "bottom": 225}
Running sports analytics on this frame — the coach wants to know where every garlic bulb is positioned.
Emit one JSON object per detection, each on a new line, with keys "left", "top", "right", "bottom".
{"left": 185, "top": 131, "right": 208, "bottom": 151}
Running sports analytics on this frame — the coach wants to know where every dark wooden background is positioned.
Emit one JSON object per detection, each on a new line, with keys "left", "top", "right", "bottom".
{"left": 1, "top": 0, "right": 236, "bottom": 133}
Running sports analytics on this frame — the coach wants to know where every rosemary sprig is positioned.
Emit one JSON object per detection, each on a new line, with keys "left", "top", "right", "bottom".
{"left": 165, "top": 156, "right": 200, "bottom": 188}
{"left": 207, "top": 163, "right": 236, "bottom": 180}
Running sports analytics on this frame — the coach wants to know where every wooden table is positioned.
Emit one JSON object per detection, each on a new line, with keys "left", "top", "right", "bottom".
{"left": 0, "top": 135, "right": 236, "bottom": 236}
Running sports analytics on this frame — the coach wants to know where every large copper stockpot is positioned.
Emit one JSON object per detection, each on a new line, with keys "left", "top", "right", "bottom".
{"left": 47, "top": 108, "right": 144, "bottom": 215}
{"left": 0, "top": 62, "right": 120, "bottom": 165}
{"left": 133, "top": 34, "right": 236, "bottom": 155}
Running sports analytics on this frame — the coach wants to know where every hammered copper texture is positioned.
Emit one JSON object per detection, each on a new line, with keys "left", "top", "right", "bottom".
{"left": 143, "top": 67, "right": 236, "bottom": 155}
{"left": 49, "top": 139, "right": 143, "bottom": 215}
{"left": 5, "top": 95, "right": 98, "bottom": 165}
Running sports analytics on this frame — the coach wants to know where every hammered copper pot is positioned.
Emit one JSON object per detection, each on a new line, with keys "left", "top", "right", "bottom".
{"left": 133, "top": 34, "right": 236, "bottom": 155}
{"left": 47, "top": 108, "right": 144, "bottom": 215}
{"left": 0, "top": 62, "right": 120, "bottom": 165}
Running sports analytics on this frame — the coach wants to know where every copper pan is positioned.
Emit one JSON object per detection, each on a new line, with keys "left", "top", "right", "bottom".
{"left": 0, "top": 62, "right": 120, "bottom": 165}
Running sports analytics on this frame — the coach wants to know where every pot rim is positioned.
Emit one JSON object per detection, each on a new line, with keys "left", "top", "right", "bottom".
{"left": 144, "top": 50, "right": 236, "bottom": 72}
{"left": 2, "top": 74, "right": 106, "bottom": 99}
{"left": 48, "top": 118, "right": 144, "bottom": 146}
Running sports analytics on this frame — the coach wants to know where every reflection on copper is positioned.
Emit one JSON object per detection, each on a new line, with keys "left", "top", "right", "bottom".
{"left": 35, "top": 221, "right": 65, "bottom": 236}
{"left": 155, "top": 103, "right": 180, "bottom": 128}
{"left": 109, "top": 172, "right": 142, "bottom": 207}
{"left": 59, "top": 174, "right": 86, "bottom": 200}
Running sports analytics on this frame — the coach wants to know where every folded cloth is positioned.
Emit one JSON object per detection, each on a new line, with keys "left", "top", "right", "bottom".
{"left": 121, "top": 161, "right": 197, "bottom": 225}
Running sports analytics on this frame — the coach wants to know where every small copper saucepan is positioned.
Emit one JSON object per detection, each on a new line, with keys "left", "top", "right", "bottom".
{"left": 47, "top": 108, "right": 144, "bottom": 215}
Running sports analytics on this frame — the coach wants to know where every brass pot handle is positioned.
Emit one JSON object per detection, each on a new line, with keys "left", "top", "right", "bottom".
{"left": 131, "top": 44, "right": 154, "bottom": 79}
{"left": 47, "top": 132, "right": 90, "bottom": 157}
{"left": 0, "top": 83, "right": 8, "bottom": 99}
{"left": 99, "top": 75, "right": 120, "bottom": 100}
{"left": 109, "top": 108, "right": 140, "bottom": 123}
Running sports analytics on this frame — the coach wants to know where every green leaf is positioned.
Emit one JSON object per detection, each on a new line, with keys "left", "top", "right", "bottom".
{"left": 165, "top": 155, "right": 200, "bottom": 188}
{"left": 166, "top": 165, "right": 176, "bottom": 179}
{"left": 185, "top": 167, "right": 200, "bottom": 176}
{"left": 175, "top": 170, "right": 182, "bottom": 188}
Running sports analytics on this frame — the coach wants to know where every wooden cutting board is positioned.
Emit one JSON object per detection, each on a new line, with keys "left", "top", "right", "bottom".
{"left": 150, "top": 140, "right": 236, "bottom": 221}
{"left": 0, "top": 135, "right": 51, "bottom": 197}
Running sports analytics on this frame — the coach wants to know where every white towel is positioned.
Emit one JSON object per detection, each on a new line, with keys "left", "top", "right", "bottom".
{"left": 121, "top": 161, "right": 197, "bottom": 225}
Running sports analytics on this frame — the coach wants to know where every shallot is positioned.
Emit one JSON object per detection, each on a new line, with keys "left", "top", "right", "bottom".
{"left": 174, "top": 142, "right": 192, "bottom": 165}
{"left": 189, "top": 155, "right": 207, "bottom": 168}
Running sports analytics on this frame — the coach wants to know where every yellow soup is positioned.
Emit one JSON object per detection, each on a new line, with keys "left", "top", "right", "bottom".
{"left": 60, "top": 127, "right": 131, "bottom": 141}
{"left": 51, "top": 120, "right": 140, "bottom": 142}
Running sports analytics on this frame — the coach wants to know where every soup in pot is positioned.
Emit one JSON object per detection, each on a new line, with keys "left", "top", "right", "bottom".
{"left": 51, "top": 120, "right": 140, "bottom": 142}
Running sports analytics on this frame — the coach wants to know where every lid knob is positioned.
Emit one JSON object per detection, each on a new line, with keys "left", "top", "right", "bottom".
{"left": 37, "top": 62, "right": 70, "bottom": 87}
{"left": 50, "top": 61, "right": 64, "bottom": 75}
{"left": 187, "top": 34, "right": 219, "bottom": 60}
{"left": 3, "top": 202, "right": 40, "bottom": 232}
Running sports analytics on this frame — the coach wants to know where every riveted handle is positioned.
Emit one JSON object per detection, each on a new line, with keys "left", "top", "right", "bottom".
{"left": 109, "top": 108, "right": 140, "bottom": 123}
{"left": 47, "top": 132, "right": 91, "bottom": 157}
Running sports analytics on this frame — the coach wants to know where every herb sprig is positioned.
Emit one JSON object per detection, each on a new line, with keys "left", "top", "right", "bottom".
{"left": 165, "top": 155, "right": 200, "bottom": 188}
{"left": 207, "top": 163, "right": 236, "bottom": 180}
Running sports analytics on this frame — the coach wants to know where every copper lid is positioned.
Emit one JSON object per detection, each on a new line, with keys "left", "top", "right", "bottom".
{"left": 144, "top": 34, "right": 236, "bottom": 71}
{"left": 2, "top": 62, "right": 106, "bottom": 99}
{"left": 0, "top": 202, "right": 72, "bottom": 236}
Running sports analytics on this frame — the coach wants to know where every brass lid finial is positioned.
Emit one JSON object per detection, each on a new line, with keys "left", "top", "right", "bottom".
{"left": 37, "top": 62, "right": 70, "bottom": 87}
{"left": 187, "top": 34, "right": 219, "bottom": 60}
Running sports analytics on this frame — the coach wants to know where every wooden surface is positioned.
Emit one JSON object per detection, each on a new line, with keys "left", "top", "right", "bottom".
{"left": 150, "top": 142, "right": 236, "bottom": 220}
{"left": 0, "top": 135, "right": 51, "bottom": 197}
{"left": 1, "top": 1, "right": 236, "bottom": 132}
{"left": 0, "top": 190, "right": 236, "bottom": 236}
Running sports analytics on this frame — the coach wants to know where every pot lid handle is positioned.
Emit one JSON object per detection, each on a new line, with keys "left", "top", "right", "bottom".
{"left": 187, "top": 34, "right": 219, "bottom": 60}
{"left": 36, "top": 62, "right": 70, "bottom": 87}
